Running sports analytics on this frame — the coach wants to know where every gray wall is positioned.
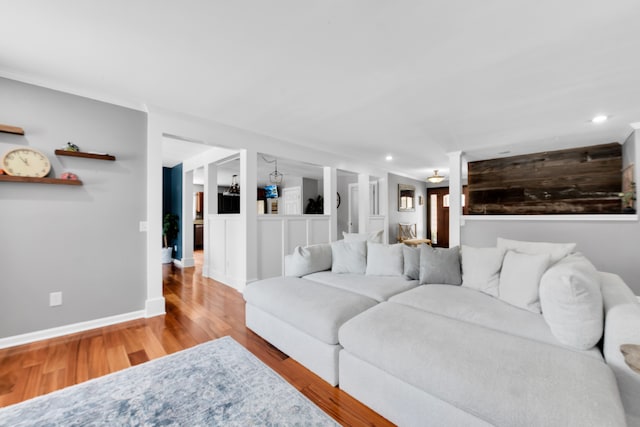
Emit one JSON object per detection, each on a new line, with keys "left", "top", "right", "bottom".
{"left": 0, "top": 78, "right": 148, "bottom": 338}
{"left": 388, "top": 173, "right": 427, "bottom": 242}
{"left": 462, "top": 132, "right": 639, "bottom": 295}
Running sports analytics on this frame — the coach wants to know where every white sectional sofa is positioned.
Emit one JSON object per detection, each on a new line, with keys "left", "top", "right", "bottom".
{"left": 243, "top": 237, "right": 640, "bottom": 426}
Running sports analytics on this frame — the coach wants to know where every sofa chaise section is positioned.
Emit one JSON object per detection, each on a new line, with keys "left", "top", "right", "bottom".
{"left": 339, "top": 301, "right": 627, "bottom": 427}
{"left": 303, "top": 271, "right": 418, "bottom": 302}
{"left": 243, "top": 276, "right": 378, "bottom": 385}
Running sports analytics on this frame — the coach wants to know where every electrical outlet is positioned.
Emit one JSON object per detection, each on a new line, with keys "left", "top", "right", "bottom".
{"left": 49, "top": 292, "right": 62, "bottom": 307}
{"left": 139, "top": 221, "right": 148, "bottom": 232}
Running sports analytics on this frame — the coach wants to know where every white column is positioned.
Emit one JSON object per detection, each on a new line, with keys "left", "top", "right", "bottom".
{"left": 241, "top": 149, "right": 258, "bottom": 287}
{"left": 323, "top": 166, "right": 338, "bottom": 241}
{"left": 448, "top": 151, "right": 463, "bottom": 247}
{"left": 633, "top": 124, "right": 640, "bottom": 197}
{"left": 145, "top": 116, "right": 165, "bottom": 317}
{"left": 358, "top": 173, "right": 370, "bottom": 234}
{"left": 203, "top": 162, "right": 218, "bottom": 277}
{"left": 181, "top": 169, "right": 195, "bottom": 268}
{"left": 379, "top": 174, "right": 390, "bottom": 243}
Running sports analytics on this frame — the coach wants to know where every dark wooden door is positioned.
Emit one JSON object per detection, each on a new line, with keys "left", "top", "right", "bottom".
{"left": 427, "top": 186, "right": 469, "bottom": 248}
{"left": 427, "top": 187, "right": 449, "bottom": 247}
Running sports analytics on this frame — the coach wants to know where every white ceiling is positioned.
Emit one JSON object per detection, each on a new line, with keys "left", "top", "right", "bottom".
{"left": 2, "top": 1, "right": 639, "bottom": 181}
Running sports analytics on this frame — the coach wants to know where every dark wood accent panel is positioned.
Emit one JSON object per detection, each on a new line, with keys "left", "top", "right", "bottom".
{"left": 467, "top": 143, "right": 623, "bottom": 214}
{"left": 0, "top": 252, "right": 393, "bottom": 426}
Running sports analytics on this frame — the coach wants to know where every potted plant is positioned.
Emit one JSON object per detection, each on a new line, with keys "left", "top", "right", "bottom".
{"left": 305, "top": 195, "right": 324, "bottom": 214}
{"left": 619, "top": 182, "right": 636, "bottom": 214}
{"left": 162, "top": 213, "right": 179, "bottom": 264}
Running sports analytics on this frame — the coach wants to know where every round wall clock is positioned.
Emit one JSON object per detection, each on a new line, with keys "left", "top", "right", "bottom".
{"left": 2, "top": 147, "right": 51, "bottom": 177}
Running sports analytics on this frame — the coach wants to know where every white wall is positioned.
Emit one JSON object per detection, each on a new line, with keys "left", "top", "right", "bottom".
{"left": 0, "top": 77, "right": 148, "bottom": 339}
{"left": 337, "top": 172, "right": 357, "bottom": 237}
{"left": 257, "top": 216, "right": 331, "bottom": 279}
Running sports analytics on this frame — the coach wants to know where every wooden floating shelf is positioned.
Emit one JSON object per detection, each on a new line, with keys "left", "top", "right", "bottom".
{"left": 55, "top": 150, "right": 116, "bottom": 161}
{"left": 0, "top": 124, "right": 25, "bottom": 135}
{"left": 0, "top": 175, "right": 82, "bottom": 185}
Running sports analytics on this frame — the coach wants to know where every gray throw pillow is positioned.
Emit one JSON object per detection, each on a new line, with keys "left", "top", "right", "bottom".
{"left": 419, "top": 245, "right": 462, "bottom": 285}
{"left": 402, "top": 245, "right": 421, "bottom": 280}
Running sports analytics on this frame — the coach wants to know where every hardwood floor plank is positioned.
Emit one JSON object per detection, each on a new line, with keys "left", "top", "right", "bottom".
{"left": 0, "top": 251, "right": 394, "bottom": 426}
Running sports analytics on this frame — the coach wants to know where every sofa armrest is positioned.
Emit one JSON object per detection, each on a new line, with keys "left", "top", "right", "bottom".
{"left": 600, "top": 272, "right": 640, "bottom": 419}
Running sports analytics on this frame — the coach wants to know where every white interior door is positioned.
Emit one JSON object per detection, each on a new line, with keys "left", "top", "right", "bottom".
{"left": 282, "top": 186, "right": 302, "bottom": 215}
{"left": 348, "top": 183, "right": 359, "bottom": 233}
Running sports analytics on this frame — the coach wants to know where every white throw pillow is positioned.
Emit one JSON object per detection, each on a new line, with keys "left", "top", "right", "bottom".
{"left": 498, "top": 250, "right": 551, "bottom": 313}
{"left": 284, "top": 243, "right": 332, "bottom": 277}
{"left": 331, "top": 240, "right": 367, "bottom": 274}
{"left": 342, "top": 229, "right": 384, "bottom": 243}
{"left": 366, "top": 242, "right": 404, "bottom": 276}
{"left": 497, "top": 237, "right": 576, "bottom": 264}
{"left": 539, "top": 253, "right": 603, "bottom": 350}
{"left": 461, "top": 246, "right": 504, "bottom": 297}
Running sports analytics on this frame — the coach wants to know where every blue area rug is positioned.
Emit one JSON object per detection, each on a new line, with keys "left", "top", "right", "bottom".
{"left": 0, "top": 336, "right": 339, "bottom": 426}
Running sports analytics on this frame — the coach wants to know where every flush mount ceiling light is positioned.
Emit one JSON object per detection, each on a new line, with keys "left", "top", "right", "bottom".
{"left": 591, "top": 115, "right": 608, "bottom": 124}
{"left": 385, "top": 155, "right": 393, "bottom": 161}
{"left": 427, "top": 170, "right": 445, "bottom": 184}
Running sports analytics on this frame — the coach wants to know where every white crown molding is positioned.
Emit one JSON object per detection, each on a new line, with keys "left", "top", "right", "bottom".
{"left": 630, "top": 122, "right": 640, "bottom": 130}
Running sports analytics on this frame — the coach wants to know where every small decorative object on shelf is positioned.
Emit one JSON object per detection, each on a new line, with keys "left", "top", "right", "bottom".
{"left": 619, "top": 181, "right": 636, "bottom": 214}
{"left": 0, "top": 124, "right": 25, "bottom": 135}
{"left": 63, "top": 142, "right": 80, "bottom": 152}
{"left": 0, "top": 169, "right": 5, "bottom": 175}
{"left": 61, "top": 172, "right": 79, "bottom": 181}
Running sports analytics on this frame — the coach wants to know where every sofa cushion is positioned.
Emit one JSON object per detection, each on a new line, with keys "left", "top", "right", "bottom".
{"left": 497, "top": 237, "right": 576, "bottom": 264}
{"left": 243, "top": 277, "right": 377, "bottom": 345}
{"left": 339, "top": 302, "right": 625, "bottom": 427}
{"left": 402, "top": 245, "right": 421, "bottom": 280}
{"left": 303, "top": 271, "right": 419, "bottom": 302}
{"left": 461, "top": 245, "right": 503, "bottom": 297}
{"left": 331, "top": 240, "right": 367, "bottom": 274}
{"left": 499, "top": 250, "right": 550, "bottom": 313}
{"left": 419, "top": 245, "right": 461, "bottom": 285}
{"left": 539, "top": 253, "right": 603, "bottom": 350}
{"left": 284, "top": 243, "right": 332, "bottom": 277}
{"left": 389, "top": 285, "right": 601, "bottom": 356}
{"left": 366, "top": 242, "right": 403, "bottom": 276}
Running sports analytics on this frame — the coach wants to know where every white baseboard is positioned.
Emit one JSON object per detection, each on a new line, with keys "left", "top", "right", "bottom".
{"left": 145, "top": 296, "right": 166, "bottom": 317}
{"left": 0, "top": 310, "right": 146, "bottom": 350}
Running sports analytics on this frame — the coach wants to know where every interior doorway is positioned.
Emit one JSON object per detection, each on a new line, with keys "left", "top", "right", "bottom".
{"left": 427, "top": 187, "right": 449, "bottom": 248}
{"left": 427, "top": 186, "right": 468, "bottom": 248}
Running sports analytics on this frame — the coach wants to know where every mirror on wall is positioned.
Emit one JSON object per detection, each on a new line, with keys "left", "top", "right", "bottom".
{"left": 398, "top": 184, "right": 415, "bottom": 212}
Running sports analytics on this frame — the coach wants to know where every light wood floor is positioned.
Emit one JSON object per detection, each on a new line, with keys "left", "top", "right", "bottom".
{"left": 0, "top": 251, "right": 393, "bottom": 426}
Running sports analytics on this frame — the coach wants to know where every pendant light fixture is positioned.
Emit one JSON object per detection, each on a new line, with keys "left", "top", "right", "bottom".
{"left": 269, "top": 158, "right": 284, "bottom": 184}
{"left": 427, "top": 170, "right": 445, "bottom": 184}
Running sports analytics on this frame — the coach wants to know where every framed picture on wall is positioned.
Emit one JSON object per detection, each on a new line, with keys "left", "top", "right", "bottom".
{"left": 398, "top": 184, "right": 415, "bottom": 212}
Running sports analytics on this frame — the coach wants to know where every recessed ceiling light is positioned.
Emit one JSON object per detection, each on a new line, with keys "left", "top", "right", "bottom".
{"left": 591, "top": 115, "right": 608, "bottom": 124}
{"left": 385, "top": 155, "right": 393, "bottom": 161}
